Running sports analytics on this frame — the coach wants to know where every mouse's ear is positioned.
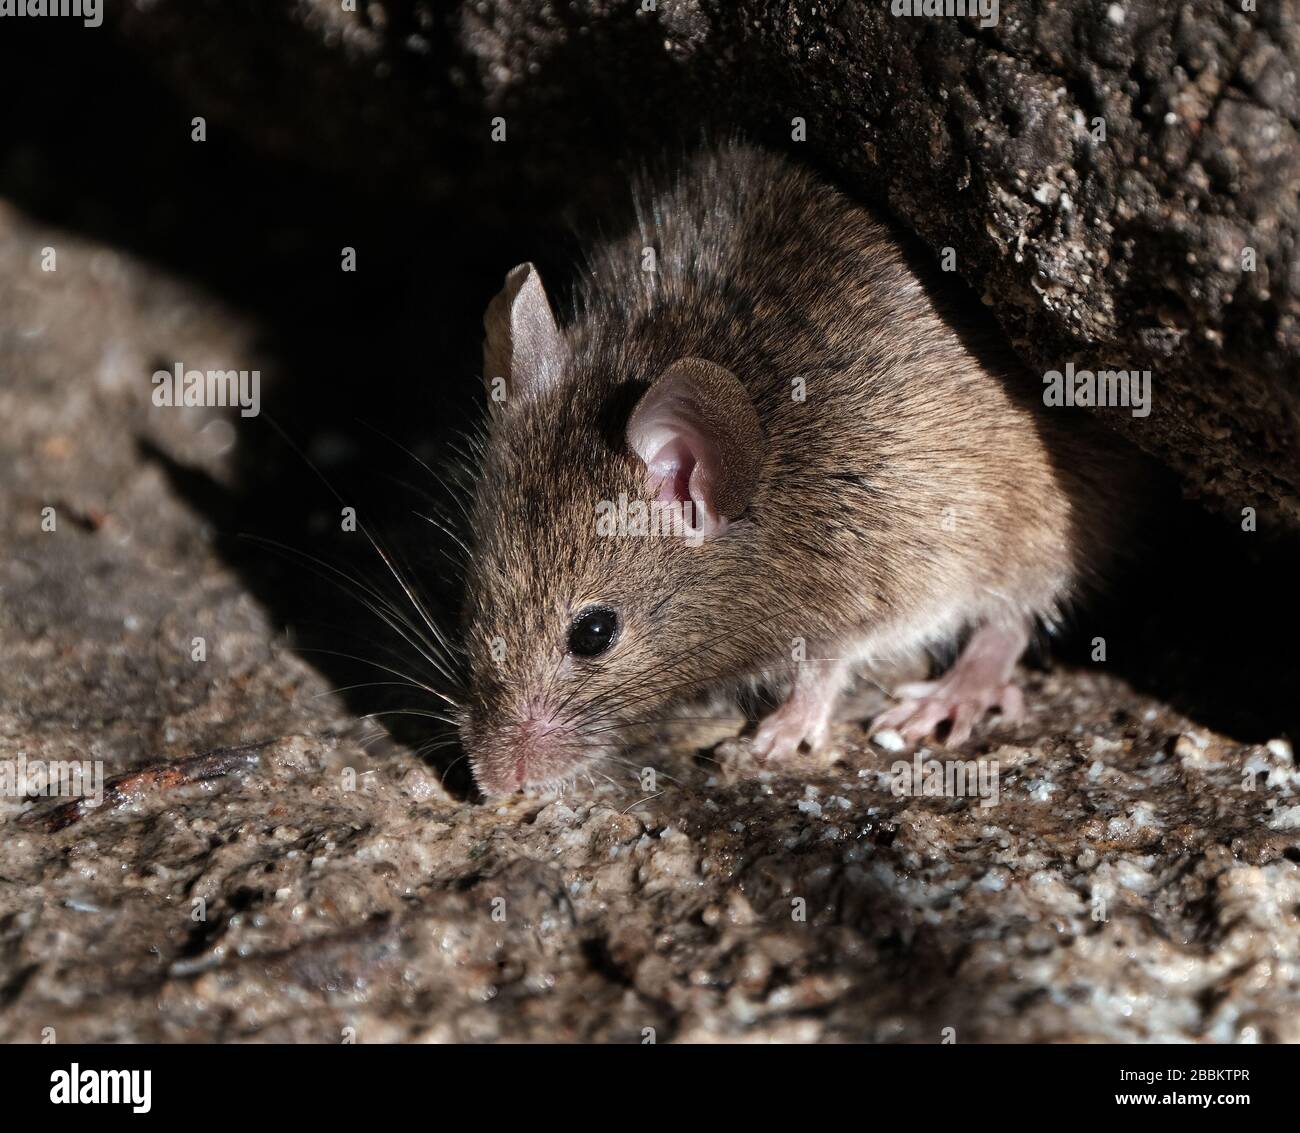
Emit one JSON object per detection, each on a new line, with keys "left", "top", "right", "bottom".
{"left": 626, "top": 358, "right": 764, "bottom": 538}
{"left": 482, "top": 262, "right": 564, "bottom": 411}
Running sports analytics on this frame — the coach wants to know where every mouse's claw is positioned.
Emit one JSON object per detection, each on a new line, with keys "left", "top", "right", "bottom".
{"left": 870, "top": 624, "right": 1028, "bottom": 748}
{"left": 751, "top": 704, "right": 832, "bottom": 761}
{"left": 870, "top": 678, "right": 1023, "bottom": 748}
{"left": 750, "top": 658, "right": 852, "bottom": 761}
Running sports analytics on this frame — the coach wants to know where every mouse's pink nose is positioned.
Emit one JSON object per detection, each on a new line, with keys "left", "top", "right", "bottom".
{"left": 467, "top": 708, "right": 579, "bottom": 795}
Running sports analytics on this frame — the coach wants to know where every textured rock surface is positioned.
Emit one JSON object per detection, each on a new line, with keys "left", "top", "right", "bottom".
{"left": 97, "top": 0, "right": 1300, "bottom": 526}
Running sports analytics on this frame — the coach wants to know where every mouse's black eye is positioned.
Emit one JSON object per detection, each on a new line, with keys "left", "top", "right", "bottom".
{"left": 567, "top": 606, "right": 619, "bottom": 658}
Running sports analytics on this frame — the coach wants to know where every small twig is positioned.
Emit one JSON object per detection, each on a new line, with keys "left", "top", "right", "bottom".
{"left": 21, "top": 739, "right": 274, "bottom": 833}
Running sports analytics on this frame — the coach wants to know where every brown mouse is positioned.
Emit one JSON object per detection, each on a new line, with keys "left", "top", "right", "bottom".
{"left": 458, "top": 141, "right": 1136, "bottom": 795}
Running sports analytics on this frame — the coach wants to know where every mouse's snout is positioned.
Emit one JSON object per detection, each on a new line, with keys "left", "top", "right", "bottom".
{"left": 463, "top": 704, "right": 589, "bottom": 796}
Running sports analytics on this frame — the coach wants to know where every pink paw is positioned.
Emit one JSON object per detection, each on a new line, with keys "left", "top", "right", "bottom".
{"left": 751, "top": 703, "right": 832, "bottom": 761}
{"left": 870, "top": 678, "right": 1024, "bottom": 748}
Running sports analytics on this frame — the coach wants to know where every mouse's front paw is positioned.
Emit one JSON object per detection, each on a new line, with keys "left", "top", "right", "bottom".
{"left": 750, "top": 700, "right": 833, "bottom": 761}
{"left": 747, "top": 658, "right": 852, "bottom": 761}
{"left": 870, "top": 678, "right": 1023, "bottom": 748}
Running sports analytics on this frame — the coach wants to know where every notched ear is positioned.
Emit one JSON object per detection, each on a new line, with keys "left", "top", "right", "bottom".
{"left": 626, "top": 358, "right": 765, "bottom": 538}
{"left": 482, "top": 262, "right": 564, "bottom": 411}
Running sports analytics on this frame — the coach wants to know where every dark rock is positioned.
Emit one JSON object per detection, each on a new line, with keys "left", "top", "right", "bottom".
{"left": 99, "top": 0, "right": 1300, "bottom": 527}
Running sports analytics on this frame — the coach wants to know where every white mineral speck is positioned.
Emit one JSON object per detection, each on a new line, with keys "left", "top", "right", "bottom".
{"left": 1115, "top": 859, "right": 1155, "bottom": 892}
{"left": 873, "top": 728, "right": 906, "bottom": 752}
{"left": 1130, "top": 802, "right": 1160, "bottom": 829}
{"left": 1268, "top": 805, "right": 1300, "bottom": 831}
{"left": 979, "top": 869, "right": 1009, "bottom": 891}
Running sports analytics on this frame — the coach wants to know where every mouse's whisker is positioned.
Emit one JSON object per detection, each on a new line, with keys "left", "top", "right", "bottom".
{"left": 578, "top": 713, "right": 743, "bottom": 740}
{"left": 313, "top": 616, "right": 467, "bottom": 697}
{"left": 361, "top": 523, "right": 463, "bottom": 676}
{"left": 354, "top": 417, "right": 478, "bottom": 526}
{"left": 575, "top": 646, "right": 803, "bottom": 733}
{"left": 557, "top": 600, "right": 804, "bottom": 729}
{"left": 248, "top": 534, "right": 462, "bottom": 692}
{"left": 257, "top": 417, "right": 466, "bottom": 683}
{"left": 312, "top": 679, "right": 433, "bottom": 699}
{"left": 597, "top": 616, "right": 822, "bottom": 712}
{"left": 288, "top": 645, "right": 460, "bottom": 708}
{"left": 360, "top": 707, "right": 460, "bottom": 727}
{"left": 436, "top": 751, "right": 471, "bottom": 779}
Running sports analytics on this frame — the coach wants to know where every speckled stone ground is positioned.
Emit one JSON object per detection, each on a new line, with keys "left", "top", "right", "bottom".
{"left": 3, "top": 204, "right": 1299, "bottom": 1044}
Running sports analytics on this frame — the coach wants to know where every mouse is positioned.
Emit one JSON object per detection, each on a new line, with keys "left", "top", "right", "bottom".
{"left": 457, "top": 140, "right": 1138, "bottom": 796}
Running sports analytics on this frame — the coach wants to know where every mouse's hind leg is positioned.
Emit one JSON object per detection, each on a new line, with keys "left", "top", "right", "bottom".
{"left": 750, "top": 657, "right": 855, "bottom": 761}
{"left": 870, "top": 622, "right": 1028, "bottom": 747}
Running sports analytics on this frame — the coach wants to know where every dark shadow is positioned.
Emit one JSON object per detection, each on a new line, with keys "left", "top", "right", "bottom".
{"left": 1057, "top": 504, "right": 1300, "bottom": 744}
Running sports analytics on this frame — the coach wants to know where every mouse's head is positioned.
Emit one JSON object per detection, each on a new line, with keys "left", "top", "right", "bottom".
{"left": 459, "top": 263, "right": 767, "bottom": 795}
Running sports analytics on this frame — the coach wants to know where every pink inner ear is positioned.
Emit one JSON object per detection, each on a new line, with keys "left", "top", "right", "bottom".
{"left": 628, "top": 358, "right": 760, "bottom": 540}
{"left": 647, "top": 440, "right": 696, "bottom": 508}
{"left": 644, "top": 435, "right": 726, "bottom": 537}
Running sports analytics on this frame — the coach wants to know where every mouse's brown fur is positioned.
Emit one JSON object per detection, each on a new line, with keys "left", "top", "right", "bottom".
{"left": 460, "top": 141, "right": 1136, "bottom": 795}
